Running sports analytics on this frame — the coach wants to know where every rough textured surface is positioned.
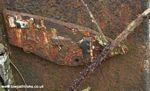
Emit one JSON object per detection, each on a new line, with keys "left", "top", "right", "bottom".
{"left": 1, "top": 0, "right": 147, "bottom": 91}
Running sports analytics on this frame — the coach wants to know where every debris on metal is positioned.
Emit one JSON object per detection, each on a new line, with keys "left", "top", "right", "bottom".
{"left": 3, "top": 9, "right": 128, "bottom": 66}
{"left": 66, "top": 8, "right": 150, "bottom": 91}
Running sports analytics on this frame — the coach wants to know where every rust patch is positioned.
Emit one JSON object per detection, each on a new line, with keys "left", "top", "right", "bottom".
{"left": 3, "top": 10, "right": 91, "bottom": 66}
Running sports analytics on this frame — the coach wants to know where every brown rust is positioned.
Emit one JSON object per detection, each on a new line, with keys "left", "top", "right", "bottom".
{"left": 3, "top": 10, "right": 99, "bottom": 35}
{"left": 3, "top": 0, "right": 145, "bottom": 91}
{"left": 3, "top": 10, "right": 92, "bottom": 66}
{"left": 3, "top": 9, "right": 129, "bottom": 66}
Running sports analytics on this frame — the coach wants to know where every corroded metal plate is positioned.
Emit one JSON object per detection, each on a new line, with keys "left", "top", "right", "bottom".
{"left": 3, "top": 10, "right": 96, "bottom": 66}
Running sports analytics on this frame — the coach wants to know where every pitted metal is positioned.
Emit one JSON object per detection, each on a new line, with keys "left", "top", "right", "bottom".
{"left": 3, "top": 10, "right": 128, "bottom": 66}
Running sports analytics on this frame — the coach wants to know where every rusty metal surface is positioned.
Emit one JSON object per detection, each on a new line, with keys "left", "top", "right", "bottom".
{"left": 3, "top": 10, "right": 94, "bottom": 66}
{"left": 67, "top": 8, "right": 150, "bottom": 91}
{"left": 4, "top": 0, "right": 144, "bottom": 40}
{"left": 3, "top": 9, "right": 128, "bottom": 66}
{"left": 2, "top": 0, "right": 146, "bottom": 91}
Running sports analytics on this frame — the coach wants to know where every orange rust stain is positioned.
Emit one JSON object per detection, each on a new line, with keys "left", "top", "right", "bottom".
{"left": 64, "top": 47, "right": 82, "bottom": 65}
{"left": 7, "top": 28, "right": 22, "bottom": 47}
{"left": 15, "top": 29, "right": 22, "bottom": 47}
